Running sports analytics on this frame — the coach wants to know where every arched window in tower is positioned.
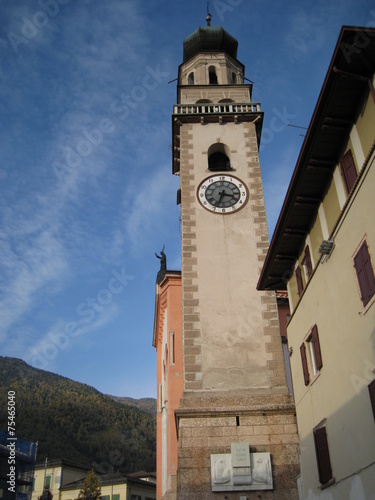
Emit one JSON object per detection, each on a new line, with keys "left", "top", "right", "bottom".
{"left": 231, "top": 72, "right": 237, "bottom": 84}
{"left": 208, "top": 143, "right": 232, "bottom": 172}
{"left": 188, "top": 72, "right": 194, "bottom": 85}
{"left": 208, "top": 66, "right": 218, "bottom": 84}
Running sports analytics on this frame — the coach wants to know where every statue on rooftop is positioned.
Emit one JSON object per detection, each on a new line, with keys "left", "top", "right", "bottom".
{"left": 155, "top": 245, "right": 167, "bottom": 271}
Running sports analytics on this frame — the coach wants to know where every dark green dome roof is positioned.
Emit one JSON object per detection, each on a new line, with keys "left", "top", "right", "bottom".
{"left": 183, "top": 26, "right": 238, "bottom": 63}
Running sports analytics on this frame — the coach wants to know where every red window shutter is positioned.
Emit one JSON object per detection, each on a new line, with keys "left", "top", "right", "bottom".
{"left": 354, "top": 241, "right": 375, "bottom": 306}
{"left": 304, "top": 245, "right": 313, "bottom": 279}
{"left": 311, "top": 324, "right": 323, "bottom": 371}
{"left": 369, "top": 379, "right": 375, "bottom": 421}
{"left": 300, "top": 343, "right": 310, "bottom": 386}
{"left": 295, "top": 265, "right": 303, "bottom": 296}
{"left": 340, "top": 149, "right": 357, "bottom": 194}
{"left": 314, "top": 427, "right": 333, "bottom": 484}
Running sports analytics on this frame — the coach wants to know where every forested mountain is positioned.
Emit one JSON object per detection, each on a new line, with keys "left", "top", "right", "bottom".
{"left": 109, "top": 396, "right": 156, "bottom": 416}
{"left": 0, "top": 357, "right": 156, "bottom": 473}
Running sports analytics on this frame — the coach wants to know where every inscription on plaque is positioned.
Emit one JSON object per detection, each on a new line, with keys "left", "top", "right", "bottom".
{"left": 231, "top": 443, "right": 250, "bottom": 467}
{"left": 231, "top": 443, "right": 251, "bottom": 485}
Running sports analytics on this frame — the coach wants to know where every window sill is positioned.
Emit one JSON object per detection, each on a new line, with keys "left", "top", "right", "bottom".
{"left": 309, "top": 370, "right": 321, "bottom": 387}
{"left": 361, "top": 292, "right": 375, "bottom": 316}
{"left": 319, "top": 477, "right": 335, "bottom": 490}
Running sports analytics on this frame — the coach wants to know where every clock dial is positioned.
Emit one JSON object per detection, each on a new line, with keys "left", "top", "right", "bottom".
{"left": 197, "top": 174, "right": 248, "bottom": 213}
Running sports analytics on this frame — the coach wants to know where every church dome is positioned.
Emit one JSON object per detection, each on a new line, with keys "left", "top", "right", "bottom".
{"left": 183, "top": 26, "right": 238, "bottom": 63}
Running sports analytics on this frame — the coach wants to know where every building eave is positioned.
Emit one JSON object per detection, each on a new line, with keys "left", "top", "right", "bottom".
{"left": 257, "top": 25, "right": 375, "bottom": 291}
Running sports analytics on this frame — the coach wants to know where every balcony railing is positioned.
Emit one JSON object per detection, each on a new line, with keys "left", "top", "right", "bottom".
{"left": 173, "top": 102, "right": 261, "bottom": 115}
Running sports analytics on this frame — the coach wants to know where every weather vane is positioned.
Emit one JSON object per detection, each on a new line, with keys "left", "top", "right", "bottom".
{"left": 206, "top": 1, "right": 212, "bottom": 26}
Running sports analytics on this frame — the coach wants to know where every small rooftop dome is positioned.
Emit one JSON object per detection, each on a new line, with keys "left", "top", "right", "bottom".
{"left": 183, "top": 26, "right": 238, "bottom": 63}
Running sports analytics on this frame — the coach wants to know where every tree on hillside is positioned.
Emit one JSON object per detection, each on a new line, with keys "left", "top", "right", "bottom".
{"left": 78, "top": 470, "right": 101, "bottom": 500}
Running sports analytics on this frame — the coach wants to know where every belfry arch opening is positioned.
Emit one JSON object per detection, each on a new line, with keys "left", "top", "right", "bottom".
{"left": 207, "top": 143, "right": 232, "bottom": 172}
{"left": 208, "top": 66, "right": 218, "bottom": 84}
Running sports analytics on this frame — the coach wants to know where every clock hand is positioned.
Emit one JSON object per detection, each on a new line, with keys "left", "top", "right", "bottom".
{"left": 217, "top": 190, "right": 235, "bottom": 205}
{"left": 221, "top": 191, "right": 234, "bottom": 199}
{"left": 218, "top": 190, "right": 226, "bottom": 204}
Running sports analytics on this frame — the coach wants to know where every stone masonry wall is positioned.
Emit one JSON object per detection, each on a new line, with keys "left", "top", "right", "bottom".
{"left": 176, "top": 395, "right": 299, "bottom": 499}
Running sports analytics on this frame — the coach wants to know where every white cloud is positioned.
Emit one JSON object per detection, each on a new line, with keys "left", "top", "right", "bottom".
{"left": 0, "top": 1, "right": 156, "bottom": 345}
{"left": 0, "top": 227, "right": 69, "bottom": 339}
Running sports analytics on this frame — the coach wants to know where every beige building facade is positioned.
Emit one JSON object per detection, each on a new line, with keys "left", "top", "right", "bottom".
{"left": 258, "top": 27, "right": 375, "bottom": 499}
{"left": 169, "top": 21, "right": 299, "bottom": 499}
{"left": 32, "top": 460, "right": 87, "bottom": 500}
{"left": 32, "top": 461, "right": 156, "bottom": 500}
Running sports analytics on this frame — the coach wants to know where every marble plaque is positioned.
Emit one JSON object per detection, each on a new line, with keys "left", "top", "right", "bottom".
{"left": 211, "top": 450, "right": 273, "bottom": 492}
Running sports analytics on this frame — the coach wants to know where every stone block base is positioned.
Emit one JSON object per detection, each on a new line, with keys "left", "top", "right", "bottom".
{"left": 175, "top": 392, "right": 300, "bottom": 499}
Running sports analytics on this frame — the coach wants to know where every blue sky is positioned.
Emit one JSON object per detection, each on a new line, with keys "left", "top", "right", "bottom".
{"left": 0, "top": 0, "right": 374, "bottom": 398}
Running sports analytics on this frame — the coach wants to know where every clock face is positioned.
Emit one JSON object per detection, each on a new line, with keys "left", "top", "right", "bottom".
{"left": 197, "top": 174, "right": 249, "bottom": 214}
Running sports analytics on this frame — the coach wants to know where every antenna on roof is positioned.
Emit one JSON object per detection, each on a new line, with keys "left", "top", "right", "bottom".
{"left": 206, "top": 1, "right": 212, "bottom": 26}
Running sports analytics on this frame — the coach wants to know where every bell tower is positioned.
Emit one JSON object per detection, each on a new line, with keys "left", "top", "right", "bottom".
{"left": 170, "top": 19, "right": 299, "bottom": 499}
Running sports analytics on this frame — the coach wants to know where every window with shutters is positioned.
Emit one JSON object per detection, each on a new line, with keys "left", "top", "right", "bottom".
{"left": 313, "top": 425, "right": 334, "bottom": 486}
{"left": 353, "top": 239, "right": 375, "bottom": 307}
{"left": 295, "top": 265, "right": 304, "bottom": 296}
{"left": 369, "top": 379, "right": 375, "bottom": 421}
{"left": 340, "top": 149, "right": 358, "bottom": 194}
{"left": 300, "top": 324, "right": 322, "bottom": 385}
{"left": 302, "top": 245, "right": 313, "bottom": 282}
